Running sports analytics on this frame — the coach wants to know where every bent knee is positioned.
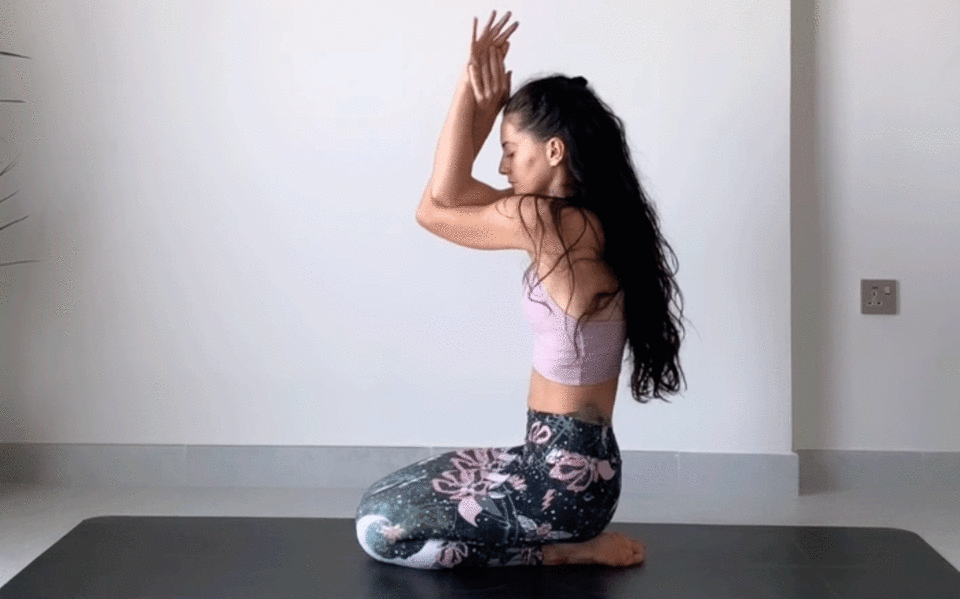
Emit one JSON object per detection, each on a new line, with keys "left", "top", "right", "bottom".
{"left": 356, "top": 514, "right": 401, "bottom": 564}
{"left": 355, "top": 514, "right": 441, "bottom": 568}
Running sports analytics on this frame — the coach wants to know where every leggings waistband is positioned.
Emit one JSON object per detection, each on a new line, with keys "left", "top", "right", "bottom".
{"left": 526, "top": 407, "right": 613, "bottom": 429}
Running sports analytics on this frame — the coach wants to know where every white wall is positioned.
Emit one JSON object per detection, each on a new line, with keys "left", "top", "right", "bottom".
{"left": 0, "top": 1, "right": 791, "bottom": 453}
{"left": 792, "top": 0, "right": 960, "bottom": 451}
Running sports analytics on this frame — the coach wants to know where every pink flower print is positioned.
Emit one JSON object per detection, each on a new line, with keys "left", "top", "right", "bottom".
{"left": 432, "top": 467, "right": 492, "bottom": 500}
{"left": 450, "top": 448, "right": 516, "bottom": 473}
{"left": 541, "top": 489, "right": 556, "bottom": 510}
{"left": 431, "top": 460, "right": 511, "bottom": 526}
{"left": 546, "top": 448, "right": 617, "bottom": 492}
{"left": 380, "top": 523, "right": 405, "bottom": 544}
{"left": 519, "top": 515, "right": 575, "bottom": 543}
{"left": 532, "top": 522, "right": 552, "bottom": 541}
{"left": 527, "top": 421, "right": 552, "bottom": 445}
{"left": 432, "top": 468, "right": 493, "bottom": 526}
{"left": 508, "top": 475, "right": 527, "bottom": 492}
{"left": 436, "top": 541, "right": 469, "bottom": 568}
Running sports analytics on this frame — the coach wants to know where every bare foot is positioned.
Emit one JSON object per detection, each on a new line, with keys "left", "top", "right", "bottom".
{"left": 542, "top": 532, "right": 647, "bottom": 567}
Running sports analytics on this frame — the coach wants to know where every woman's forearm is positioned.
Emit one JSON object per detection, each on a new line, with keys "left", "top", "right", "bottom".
{"left": 426, "top": 69, "right": 480, "bottom": 207}
{"left": 423, "top": 13, "right": 517, "bottom": 211}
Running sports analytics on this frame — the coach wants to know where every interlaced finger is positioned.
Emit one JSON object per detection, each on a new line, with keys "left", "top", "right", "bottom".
{"left": 468, "top": 62, "right": 483, "bottom": 103}
{"left": 479, "top": 11, "right": 512, "bottom": 47}
{"left": 490, "top": 46, "right": 504, "bottom": 96}
{"left": 484, "top": 10, "right": 498, "bottom": 36}
{"left": 469, "top": 11, "right": 517, "bottom": 80}
{"left": 488, "top": 45, "right": 500, "bottom": 95}
{"left": 494, "top": 21, "right": 519, "bottom": 47}
{"left": 490, "top": 11, "right": 511, "bottom": 38}
{"left": 480, "top": 47, "right": 493, "bottom": 99}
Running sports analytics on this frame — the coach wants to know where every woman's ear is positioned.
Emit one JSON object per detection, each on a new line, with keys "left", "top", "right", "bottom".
{"left": 546, "top": 137, "right": 566, "bottom": 167}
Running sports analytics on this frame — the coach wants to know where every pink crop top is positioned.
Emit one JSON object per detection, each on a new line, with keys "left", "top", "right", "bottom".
{"left": 521, "top": 269, "right": 627, "bottom": 386}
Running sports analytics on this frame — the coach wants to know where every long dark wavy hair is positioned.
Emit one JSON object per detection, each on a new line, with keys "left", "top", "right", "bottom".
{"left": 505, "top": 74, "right": 687, "bottom": 403}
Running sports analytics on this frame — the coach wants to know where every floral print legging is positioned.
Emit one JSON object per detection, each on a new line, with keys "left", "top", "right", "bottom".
{"left": 355, "top": 409, "right": 621, "bottom": 568}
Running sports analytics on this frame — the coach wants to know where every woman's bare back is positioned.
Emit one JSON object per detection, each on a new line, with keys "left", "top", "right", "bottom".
{"left": 524, "top": 205, "right": 624, "bottom": 425}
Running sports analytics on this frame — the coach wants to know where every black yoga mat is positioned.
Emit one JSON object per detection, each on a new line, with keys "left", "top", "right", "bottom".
{"left": 2, "top": 516, "right": 958, "bottom": 598}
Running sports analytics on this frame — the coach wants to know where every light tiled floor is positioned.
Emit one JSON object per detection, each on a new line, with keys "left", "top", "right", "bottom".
{"left": 1, "top": 484, "right": 958, "bottom": 586}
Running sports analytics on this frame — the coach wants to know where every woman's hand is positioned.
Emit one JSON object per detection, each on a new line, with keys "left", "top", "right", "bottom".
{"left": 466, "top": 10, "right": 519, "bottom": 156}
{"left": 469, "top": 40, "right": 511, "bottom": 110}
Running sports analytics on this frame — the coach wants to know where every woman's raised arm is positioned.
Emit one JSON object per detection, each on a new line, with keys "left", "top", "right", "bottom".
{"left": 424, "top": 11, "right": 518, "bottom": 209}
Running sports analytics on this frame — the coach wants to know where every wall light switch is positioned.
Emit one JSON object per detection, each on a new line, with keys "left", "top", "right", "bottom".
{"left": 861, "top": 279, "right": 898, "bottom": 315}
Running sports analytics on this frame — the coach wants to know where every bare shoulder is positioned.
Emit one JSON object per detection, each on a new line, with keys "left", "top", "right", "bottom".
{"left": 517, "top": 196, "right": 605, "bottom": 260}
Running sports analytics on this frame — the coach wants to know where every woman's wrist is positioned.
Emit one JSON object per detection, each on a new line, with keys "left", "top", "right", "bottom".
{"left": 457, "top": 63, "right": 473, "bottom": 94}
{"left": 456, "top": 64, "right": 486, "bottom": 157}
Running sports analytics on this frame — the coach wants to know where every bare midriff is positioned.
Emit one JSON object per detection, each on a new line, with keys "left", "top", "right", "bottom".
{"left": 527, "top": 367, "right": 619, "bottom": 426}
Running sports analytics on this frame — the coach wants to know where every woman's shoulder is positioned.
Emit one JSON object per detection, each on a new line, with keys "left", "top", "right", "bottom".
{"left": 517, "top": 195, "right": 604, "bottom": 260}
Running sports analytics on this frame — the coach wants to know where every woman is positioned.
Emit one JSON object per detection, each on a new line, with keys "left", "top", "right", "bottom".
{"left": 355, "top": 11, "right": 686, "bottom": 569}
